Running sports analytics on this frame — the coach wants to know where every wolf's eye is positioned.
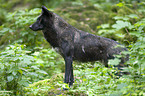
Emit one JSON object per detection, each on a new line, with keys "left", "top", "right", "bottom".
{"left": 39, "top": 18, "right": 41, "bottom": 23}
{"left": 38, "top": 18, "right": 43, "bottom": 24}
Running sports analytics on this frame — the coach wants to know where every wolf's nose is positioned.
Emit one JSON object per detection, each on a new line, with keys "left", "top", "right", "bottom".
{"left": 29, "top": 25, "right": 32, "bottom": 29}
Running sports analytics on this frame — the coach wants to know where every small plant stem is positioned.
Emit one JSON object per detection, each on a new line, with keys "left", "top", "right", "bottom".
{"left": 125, "top": 28, "right": 130, "bottom": 35}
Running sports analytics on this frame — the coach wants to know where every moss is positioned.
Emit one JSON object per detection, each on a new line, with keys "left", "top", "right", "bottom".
{"left": 24, "top": 74, "right": 87, "bottom": 96}
{"left": 111, "top": 5, "right": 135, "bottom": 16}
{"left": 0, "top": 10, "right": 6, "bottom": 25}
{"left": 24, "top": 74, "right": 63, "bottom": 96}
{"left": 55, "top": 4, "right": 112, "bottom": 35}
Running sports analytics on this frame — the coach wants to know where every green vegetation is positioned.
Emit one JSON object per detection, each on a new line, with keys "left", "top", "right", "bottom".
{"left": 0, "top": 0, "right": 145, "bottom": 95}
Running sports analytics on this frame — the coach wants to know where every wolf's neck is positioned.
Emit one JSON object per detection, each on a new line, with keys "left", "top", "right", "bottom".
{"left": 42, "top": 28, "right": 59, "bottom": 48}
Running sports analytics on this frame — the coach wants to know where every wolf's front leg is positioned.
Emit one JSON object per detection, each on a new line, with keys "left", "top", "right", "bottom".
{"left": 69, "top": 63, "right": 74, "bottom": 87}
{"left": 61, "top": 41, "right": 74, "bottom": 87}
{"left": 64, "top": 56, "right": 74, "bottom": 86}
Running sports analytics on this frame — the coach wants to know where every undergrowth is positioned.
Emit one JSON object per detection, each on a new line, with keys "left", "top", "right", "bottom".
{"left": 0, "top": 0, "right": 145, "bottom": 95}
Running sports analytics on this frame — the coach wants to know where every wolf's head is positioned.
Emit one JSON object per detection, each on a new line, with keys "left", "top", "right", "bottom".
{"left": 29, "top": 6, "right": 54, "bottom": 31}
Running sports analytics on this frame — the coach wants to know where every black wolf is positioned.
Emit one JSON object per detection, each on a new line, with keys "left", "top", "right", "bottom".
{"left": 29, "top": 6, "right": 128, "bottom": 86}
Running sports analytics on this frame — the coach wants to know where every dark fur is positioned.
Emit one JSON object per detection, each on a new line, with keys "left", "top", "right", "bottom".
{"left": 30, "top": 6, "right": 128, "bottom": 86}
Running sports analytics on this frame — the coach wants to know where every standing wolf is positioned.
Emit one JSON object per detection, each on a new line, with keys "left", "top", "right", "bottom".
{"left": 29, "top": 6, "right": 128, "bottom": 86}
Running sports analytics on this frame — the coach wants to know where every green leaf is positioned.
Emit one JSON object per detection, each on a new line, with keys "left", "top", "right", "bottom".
{"left": 138, "top": 44, "right": 145, "bottom": 48}
{"left": 31, "top": 66, "right": 39, "bottom": 70}
{"left": 23, "top": 58, "right": 32, "bottom": 64}
{"left": 18, "top": 69, "right": 23, "bottom": 74}
{"left": 113, "top": 16, "right": 129, "bottom": 21}
{"left": 130, "top": 31, "right": 141, "bottom": 37}
{"left": 7, "top": 75, "right": 14, "bottom": 82}
{"left": 37, "top": 70, "right": 48, "bottom": 75}
{"left": 29, "top": 72, "right": 38, "bottom": 77}
{"left": 100, "top": 24, "right": 110, "bottom": 29}
{"left": 116, "top": 34, "right": 125, "bottom": 38}
{"left": 83, "top": 78, "right": 87, "bottom": 82}
{"left": 18, "top": 79, "right": 29, "bottom": 86}
{"left": 42, "top": 49, "right": 49, "bottom": 53}
{"left": 12, "top": 71, "right": 17, "bottom": 76}
{"left": 108, "top": 58, "right": 121, "bottom": 66}
{"left": 36, "top": 59, "right": 44, "bottom": 64}
{"left": 112, "top": 20, "right": 131, "bottom": 30}
{"left": 117, "top": 83, "right": 128, "bottom": 90}
{"left": 0, "top": 64, "right": 4, "bottom": 70}
{"left": 32, "top": 52, "right": 40, "bottom": 56}
{"left": 134, "top": 64, "right": 139, "bottom": 69}
{"left": 116, "top": 3, "right": 124, "bottom": 7}
{"left": 127, "top": 14, "right": 139, "bottom": 19}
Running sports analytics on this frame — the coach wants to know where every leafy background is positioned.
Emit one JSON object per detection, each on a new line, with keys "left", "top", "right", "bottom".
{"left": 0, "top": 0, "right": 145, "bottom": 95}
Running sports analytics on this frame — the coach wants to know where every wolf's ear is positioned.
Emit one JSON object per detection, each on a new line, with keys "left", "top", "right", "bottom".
{"left": 42, "top": 6, "right": 52, "bottom": 16}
